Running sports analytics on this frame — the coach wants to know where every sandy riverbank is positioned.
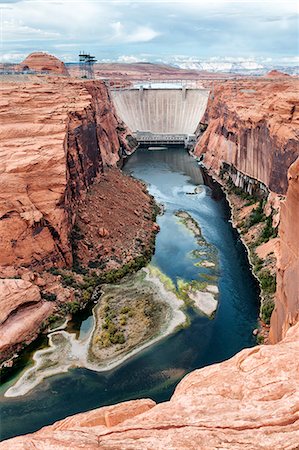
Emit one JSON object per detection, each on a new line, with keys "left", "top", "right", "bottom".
{"left": 4, "top": 268, "right": 186, "bottom": 398}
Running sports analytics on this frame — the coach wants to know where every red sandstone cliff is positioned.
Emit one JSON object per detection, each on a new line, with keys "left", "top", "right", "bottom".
{"left": 20, "top": 52, "right": 69, "bottom": 76}
{"left": 0, "top": 77, "right": 133, "bottom": 273}
{"left": 0, "top": 77, "right": 137, "bottom": 362}
{"left": 194, "top": 78, "right": 299, "bottom": 342}
{"left": 194, "top": 78, "right": 299, "bottom": 194}
{"left": 2, "top": 322, "right": 298, "bottom": 449}
{"left": 270, "top": 157, "right": 299, "bottom": 343}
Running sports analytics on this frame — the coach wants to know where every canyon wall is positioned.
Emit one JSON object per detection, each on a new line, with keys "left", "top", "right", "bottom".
{"left": 194, "top": 77, "right": 299, "bottom": 195}
{"left": 3, "top": 321, "right": 299, "bottom": 449}
{"left": 0, "top": 76, "right": 136, "bottom": 362}
{"left": 194, "top": 77, "right": 299, "bottom": 342}
{"left": 0, "top": 77, "right": 133, "bottom": 274}
{"left": 270, "top": 157, "right": 299, "bottom": 343}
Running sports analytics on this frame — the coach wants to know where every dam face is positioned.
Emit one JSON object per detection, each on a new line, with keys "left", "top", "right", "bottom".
{"left": 111, "top": 87, "right": 210, "bottom": 145}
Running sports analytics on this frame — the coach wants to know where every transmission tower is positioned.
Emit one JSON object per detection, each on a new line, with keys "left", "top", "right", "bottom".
{"left": 79, "top": 52, "right": 97, "bottom": 79}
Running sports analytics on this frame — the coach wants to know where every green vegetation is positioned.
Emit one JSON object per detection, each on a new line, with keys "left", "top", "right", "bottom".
{"left": 177, "top": 278, "right": 208, "bottom": 305}
{"left": 148, "top": 265, "right": 176, "bottom": 292}
{"left": 256, "top": 334, "right": 265, "bottom": 345}
{"left": 251, "top": 253, "right": 264, "bottom": 272}
{"left": 82, "top": 289, "right": 92, "bottom": 303}
{"left": 73, "top": 261, "right": 89, "bottom": 275}
{"left": 48, "top": 267, "right": 61, "bottom": 276}
{"left": 116, "top": 124, "right": 126, "bottom": 133}
{"left": 175, "top": 210, "right": 202, "bottom": 237}
{"left": 225, "top": 177, "right": 258, "bottom": 203}
{"left": 60, "top": 273, "right": 78, "bottom": 289}
{"left": 96, "top": 301, "right": 131, "bottom": 348}
{"left": 220, "top": 170, "right": 278, "bottom": 329}
{"left": 41, "top": 292, "right": 57, "bottom": 302}
{"left": 259, "top": 215, "right": 278, "bottom": 243}
{"left": 259, "top": 269, "right": 276, "bottom": 295}
{"left": 47, "top": 314, "right": 61, "bottom": 325}
{"left": 67, "top": 300, "right": 81, "bottom": 314}
{"left": 246, "top": 200, "right": 266, "bottom": 228}
{"left": 261, "top": 298, "right": 275, "bottom": 325}
{"left": 126, "top": 134, "right": 138, "bottom": 149}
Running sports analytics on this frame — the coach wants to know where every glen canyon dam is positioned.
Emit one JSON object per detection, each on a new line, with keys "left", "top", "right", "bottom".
{"left": 0, "top": 1, "right": 298, "bottom": 449}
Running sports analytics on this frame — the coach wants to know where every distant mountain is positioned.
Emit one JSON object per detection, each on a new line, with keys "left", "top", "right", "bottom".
{"left": 173, "top": 60, "right": 299, "bottom": 76}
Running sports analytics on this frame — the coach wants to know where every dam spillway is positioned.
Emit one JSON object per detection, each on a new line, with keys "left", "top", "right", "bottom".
{"left": 111, "top": 87, "right": 210, "bottom": 144}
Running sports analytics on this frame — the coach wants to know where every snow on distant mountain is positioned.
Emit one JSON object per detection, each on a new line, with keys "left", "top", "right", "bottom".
{"left": 172, "top": 59, "right": 299, "bottom": 76}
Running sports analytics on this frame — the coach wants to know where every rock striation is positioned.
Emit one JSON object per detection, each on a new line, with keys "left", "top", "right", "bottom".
{"left": 0, "top": 76, "right": 137, "bottom": 363}
{"left": 194, "top": 77, "right": 299, "bottom": 342}
{"left": 0, "top": 77, "right": 134, "bottom": 273}
{"left": 19, "top": 52, "right": 69, "bottom": 76}
{"left": 270, "top": 157, "right": 299, "bottom": 343}
{"left": 2, "top": 322, "right": 299, "bottom": 449}
{"left": 194, "top": 78, "right": 299, "bottom": 195}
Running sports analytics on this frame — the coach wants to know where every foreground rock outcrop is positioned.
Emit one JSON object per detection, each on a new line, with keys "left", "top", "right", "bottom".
{"left": 0, "top": 279, "right": 54, "bottom": 360}
{"left": 2, "top": 322, "right": 298, "bottom": 449}
{"left": 19, "top": 52, "right": 69, "bottom": 76}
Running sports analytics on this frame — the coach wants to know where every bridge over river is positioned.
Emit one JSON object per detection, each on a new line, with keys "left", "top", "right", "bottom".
{"left": 110, "top": 83, "right": 210, "bottom": 147}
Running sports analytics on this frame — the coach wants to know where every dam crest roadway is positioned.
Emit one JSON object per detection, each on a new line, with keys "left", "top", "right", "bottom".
{"left": 110, "top": 81, "right": 210, "bottom": 147}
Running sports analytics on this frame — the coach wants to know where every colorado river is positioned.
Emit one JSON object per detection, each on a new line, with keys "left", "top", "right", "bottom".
{"left": 0, "top": 146, "right": 259, "bottom": 441}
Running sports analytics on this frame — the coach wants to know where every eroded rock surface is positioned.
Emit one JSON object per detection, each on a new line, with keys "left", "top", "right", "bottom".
{"left": 0, "top": 77, "right": 134, "bottom": 272}
{"left": 195, "top": 78, "right": 299, "bottom": 195}
{"left": 0, "top": 279, "right": 54, "bottom": 359}
{"left": 2, "top": 322, "right": 298, "bottom": 449}
{"left": 194, "top": 77, "right": 299, "bottom": 341}
{"left": 20, "top": 52, "right": 69, "bottom": 76}
{"left": 0, "top": 76, "right": 137, "bottom": 363}
{"left": 270, "top": 157, "right": 299, "bottom": 343}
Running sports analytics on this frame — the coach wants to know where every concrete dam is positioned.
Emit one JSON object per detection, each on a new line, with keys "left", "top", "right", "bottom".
{"left": 111, "top": 86, "right": 210, "bottom": 146}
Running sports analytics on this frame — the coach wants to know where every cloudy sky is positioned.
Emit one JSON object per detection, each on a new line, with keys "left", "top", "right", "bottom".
{"left": 1, "top": 0, "right": 298, "bottom": 65}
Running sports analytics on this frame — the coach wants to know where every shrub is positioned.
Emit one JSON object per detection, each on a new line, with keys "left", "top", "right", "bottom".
{"left": 48, "top": 267, "right": 61, "bottom": 276}
{"left": 73, "top": 261, "right": 88, "bottom": 275}
{"left": 41, "top": 292, "right": 57, "bottom": 302}
{"left": 110, "top": 331, "right": 125, "bottom": 345}
{"left": 259, "top": 215, "right": 278, "bottom": 243}
{"left": 119, "top": 315, "right": 127, "bottom": 326}
{"left": 48, "top": 314, "right": 60, "bottom": 324}
{"left": 107, "top": 321, "right": 117, "bottom": 336}
{"left": 226, "top": 178, "right": 258, "bottom": 202}
{"left": 252, "top": 254, "right": 264, "bottom": 273}
{"left": 66, "top": 300, "right": 81, "bottom": 314}
{"left": 261, "top": 299, "right": 275, "bottom": 325}
{"left": 60, "top": 273, "right": 78, "bottom": 288}
{"left": 82, "top": 290, "right": 91, "bottom": 303}
{"left": 88, "top": 260, "right": 105, "bottom": 269}
{"left": 71, "top": 224, "right": 83, "bottom": 241}
{"left": 246, "top": 200, "right": 265, "bottom": 228}
{"left": 256, "top": 335, "right": 264, "bottom": 345}
{"left": 120, "top": 306, "right": 130, "bottom": 314}
{"left": 259, "top": 270, "right": 276, "bottom": 295}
